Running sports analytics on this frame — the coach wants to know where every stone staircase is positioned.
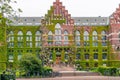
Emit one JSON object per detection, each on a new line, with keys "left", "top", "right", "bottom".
{"left": 51, "top": 65, "right": 75, "bottom": 72}
{"left": 51, "top": 65, "right": 101, "bottom": 77}
{"left": 59, "top": 71, "right": 101, "bottom": 77}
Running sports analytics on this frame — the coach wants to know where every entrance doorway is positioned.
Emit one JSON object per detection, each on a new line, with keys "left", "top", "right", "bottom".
{"left": 56, "top": 55, "right": 61, "bottom": 64}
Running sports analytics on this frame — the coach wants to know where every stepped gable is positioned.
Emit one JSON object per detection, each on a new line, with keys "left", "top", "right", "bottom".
{"left": 110, "top": 4, "right": 120, "bottom": 24}
{"left": 45, "top": 0, "right": 74, "bottom": 25}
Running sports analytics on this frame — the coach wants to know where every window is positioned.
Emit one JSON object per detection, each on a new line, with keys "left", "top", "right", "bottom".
{"left": 75, "top": 31, "right": 80, "bottom": 46}
{"left": 76, "top": 54, "right": 80, "bottom": 60}
{"left": 26, "top": 31, "right": 32, "bottom": 41}
{"left": 101, "top": 31, "right": 107, "bottom": 40}
{"left": 17, "top": 31, "right": 23, "bottom": 41}
{"left": 84, "top": 31, "right": 89, "bottom": 46}
{"left": 26, "top": 31, "right": 32, "bottom": 47}
{"left": 102, "top": 53, "right": 107, "bottom": 60}
{"left": 65, "top": 54, "right": 68, "bottom": 60}
{"left": 8, "top": 54, "right": 14, "bottom": 62}
{"left": 18, "top": 50, "right": 23, "bottom": 60}
{"left": 35, "top": 31, "right": 41, "bottom": 47}
{"left": 35, "top": 31, "right": 41, "bottom": 41}
{"left": 55, "top": 23, "right": 62, "bottom": 45}
{"left": 8, "top": 42, "right": 14, "bottom": 48}
{"left": 94, "top": 53, "right": 98, "bottom": 60}
{"left": 84, "top": 31, "right": 89, "bottom": 41}
{"left": 17, "top": 31, "right": 23, "bottom": 47}
{"left": 93, "top": 42, "right": 98, "bottom": 46}
{"left": 102, "top": 42, "right": 107, "bottom": 46}
{"left": 92, "top": 31, "right": 98, "bottom": 41}
{"left": 94, "top": 63, "right": 98, "bottom": 67}
{"left": 48, "top": 31, "right": 53, "bottom": 45}
{"left": 8, "top": 31, "right": 14, "bottom": 42}
{"left": 26, "top": 50, "right": 32, "bottom": 53}
{"left": 26, "top": 42, "right": 32, "bottom": 47}
{"left": 101, "top": 31, "right": 107, "bottom": 46}
{"left": 49, "top": 53, "right": 52, "bottom": 60}
{"left": 85, "top": 54, "right": 89, "bottom": 60}
{"left": 64, "top": 30, "right": 69, "bottom": 45}
{"left": 84, "top": 42, "right": 89, "bottom": 46}
{"left": 18, "top": 42, "right": 23, "bottom": 48}
{"left": 86, "top": 63, "right": 89, "bottom": 67}
{"left": 8, "top": 50, "right": 14, "bottom": 62}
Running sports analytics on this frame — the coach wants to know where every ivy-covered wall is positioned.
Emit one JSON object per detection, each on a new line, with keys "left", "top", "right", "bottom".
{"left": 0, "top": 16, "right": 7, "bottom": 71}
{"left": 0, "top": 24, "right": 120, "bottom": 69}
{"left": 74, "top": 26, "right": 110, "bottom": 68}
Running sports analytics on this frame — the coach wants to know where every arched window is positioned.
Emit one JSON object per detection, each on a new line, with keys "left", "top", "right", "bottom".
{"left": 55, "top": 23, "right": 62, "bottom": 45}
{"left": 84, "top": 31, "right": 89, "bottom": 46}
{"left": 92, "top": 31, "right": 98, "bottom": 47}
{"left": 84, "top": 31, "right": 89, "bottom": 41}
{"left": 9, "top": 31, "right": 14, "bottom": 41}
{"left": 101, "top": 31, "right": 107, "bottom": 46}
{"left": 55, "top": 23, "right": 61, "bottom": 28}
{"left": 8, "top": 31, "right": 14, "bottom": 48}
{"left": 75, "top": 31, "right": 80, "bottom": 46}
{"left": 18, "top": 31, "right": 23, "bottom": 41}
{"left": 35, "top": 31, "right": 41, "bottom": 41}
{"left": 35, "top": 31, "right": 41, "bottom": 47}
{"left": 26, "top": 31, "right": 32, "bottom": 41}
{"left": 48, "top": 31, "right": 53, "bottom": 45}
{"left": 17, "top": 31, "right": 23, "bottom": 48}
{"left": 18, "top": 31, "right": 23, "bottom": 35}
{"left": 92, "top": 31, "right": 98, "bottom": 41}
{"left": 26, "top": 31, "right": 32, "bottom": 47}
{"left": 64, "top": 30, "right": 69, "bottom": 45}
{"left": 101, "top": 31, "right": 107, "bottom": 40}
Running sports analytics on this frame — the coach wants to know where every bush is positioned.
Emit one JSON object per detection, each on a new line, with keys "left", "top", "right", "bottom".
{"left": 42, "top": 67, "right": 53, "bottom": 77}
{"left": 19, "top": 53, "right": 42, "bottom": 76}
{"left": 98, "top": 67, "right": 117, "bottom": 76}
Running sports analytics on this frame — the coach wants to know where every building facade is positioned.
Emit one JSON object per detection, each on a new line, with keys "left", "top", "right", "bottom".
{"left": 0, "top": 0, "right": 120, "bottom": 70}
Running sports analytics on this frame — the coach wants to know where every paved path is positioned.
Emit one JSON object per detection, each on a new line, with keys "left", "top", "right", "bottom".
{"left": 17, "top": 76, "right": 120, "bottom": 80}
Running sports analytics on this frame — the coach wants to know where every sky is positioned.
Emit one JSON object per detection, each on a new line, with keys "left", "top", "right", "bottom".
{"left": 11, "top": 0, "right": 120, "bottom": 17}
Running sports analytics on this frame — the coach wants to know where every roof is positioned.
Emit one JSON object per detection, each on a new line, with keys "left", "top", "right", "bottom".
{"left": 9, "top": 17, "right": 109, "bottom": 26}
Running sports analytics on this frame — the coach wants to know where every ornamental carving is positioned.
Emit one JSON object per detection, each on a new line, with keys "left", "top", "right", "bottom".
{"left": 110, "top": 5, "right": 120, "bottom": 24}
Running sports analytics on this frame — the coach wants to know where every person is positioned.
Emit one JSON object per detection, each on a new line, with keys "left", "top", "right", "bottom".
{"left": 1, "top": 71, "right": 6, "bottom": 80}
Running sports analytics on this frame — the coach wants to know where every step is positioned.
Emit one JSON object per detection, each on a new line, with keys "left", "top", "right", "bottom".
{"left": 51, "top": 66, "right": 75, "bottom": 72}
{"left": 57, "top": 71, "right": 101, "bottom": 77}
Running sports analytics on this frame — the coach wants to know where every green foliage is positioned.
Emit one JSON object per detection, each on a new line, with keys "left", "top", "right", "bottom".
{"left": 0, "top": 0, "right": 22, "bottom": 17}
{"left": 43, "top": 66, "right": 53, "bottom": 76}
{"left": 98, "top": 67, "right": 117, "bottom": 76}
{"left": 19, "top": 53, "right": 42, "bottom": 74}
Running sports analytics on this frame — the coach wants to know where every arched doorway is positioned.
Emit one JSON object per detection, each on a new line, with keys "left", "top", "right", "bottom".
{"left": 56, "top": 52, "right": 61, "bottom": 64}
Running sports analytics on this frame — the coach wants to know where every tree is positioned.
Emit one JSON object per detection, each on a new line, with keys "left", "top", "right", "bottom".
{"left": 19, "top": 53, "right": 42, "bottom": 75}
{"left": 0, "top": 0, "right": 22, "bottom": 24}
{"left": 0, "top": 0, "right": 22, "bottom": 71}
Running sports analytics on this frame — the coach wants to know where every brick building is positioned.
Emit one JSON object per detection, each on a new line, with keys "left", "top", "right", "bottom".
{"left": 0, "top": 0, "right": 120, "bottom": 70}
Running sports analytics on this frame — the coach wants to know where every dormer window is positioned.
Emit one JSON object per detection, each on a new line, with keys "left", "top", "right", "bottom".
{"left": 24, "top": 19, "right": 27, "bottom": 21}
{"left": 33, "top": 19, "right": 35, "bottom": 21}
